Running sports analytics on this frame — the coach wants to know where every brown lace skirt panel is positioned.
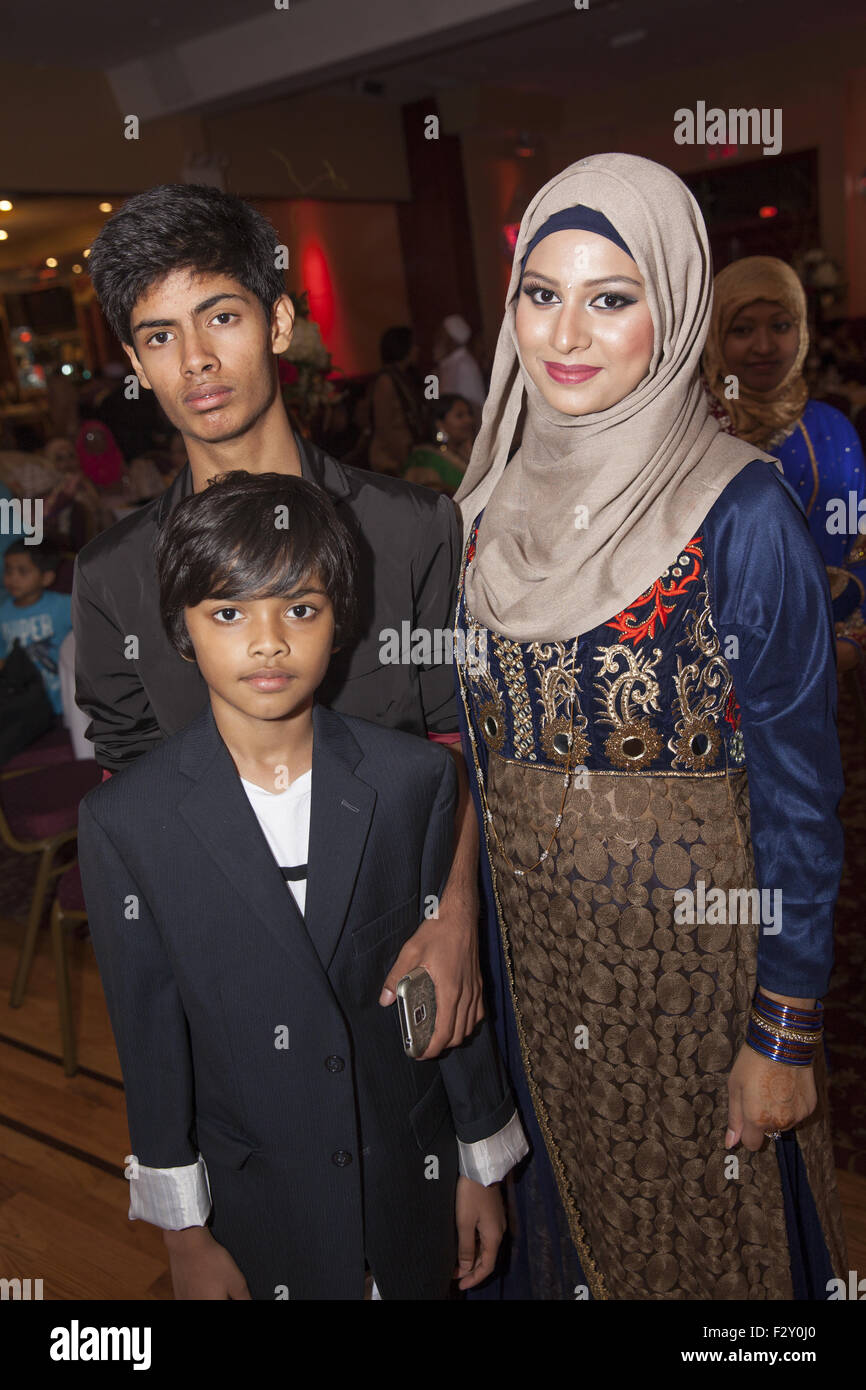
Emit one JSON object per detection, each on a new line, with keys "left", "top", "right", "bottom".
{"left": 484, "top": 756, "right": 846, "bottom": 1299}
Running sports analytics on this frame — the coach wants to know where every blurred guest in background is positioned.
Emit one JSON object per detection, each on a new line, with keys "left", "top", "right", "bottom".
{"left": 434, "top": 314, "right": 486, "bottom": 414}
{"left": 87, "top": 360, "right": 171, "bottom": 461}
{"left": 703, "top": 256, "right": 866, "bottom": 672}
{"left": 0, "top": 450, "right": 71, "bottom": 595}
{"left": 75, "top": 419, "right": 126, "bottom": 489}
{"left": 43, "top": 436, "right": 115, "bottom": 545}
{"left": 126, "top": 452, "right": 171, "bottom": 502}
{"left": 0, "top": 478, "right": 25, "bottom": 578}
{"left": 368, "top": 325, "right": 426, "bottom": 475}
{"left": 404, "top": 393, "right": 476, "bottom": 495}
{"left": 0, "top": 540, "right": 72, "bottom": 761}
{"left": 0, "top": 449, "right": 58, "bottom": 502}
{"left": 35, "top": 351, "right": 79, "bottom": 439}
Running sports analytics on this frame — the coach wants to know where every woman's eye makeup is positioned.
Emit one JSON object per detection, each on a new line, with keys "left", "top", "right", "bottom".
{"left": 522, "top": 282, "right": 559, "bottom": 305}
{"left": 589, "top": 291, "right": 636, "bottom": 310}
{"left": 521, "top": 282, "right": 636, "bottom": 310}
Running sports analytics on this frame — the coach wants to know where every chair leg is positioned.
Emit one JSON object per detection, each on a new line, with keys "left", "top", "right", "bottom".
{"left": 50, "top": 902, "right": 77, "bottom": 1077}
{"left": 9, "top": 847, "right": 55, "bottom": 1007}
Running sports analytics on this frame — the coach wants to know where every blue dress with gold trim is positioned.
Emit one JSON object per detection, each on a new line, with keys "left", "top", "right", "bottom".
{"left": 772, "top": 399, "right": 866, "bottom": 652}
{"left": 456, "top": 458, "right": 848, "bottom": 1300}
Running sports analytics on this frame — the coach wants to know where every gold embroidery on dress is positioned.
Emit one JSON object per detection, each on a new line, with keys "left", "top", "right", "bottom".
{"left": 494, "top": 635, "right": 535, "bottom": 760}
{"left": 593, "top": 643, "right": 663, "bottom": 769}
{"left": 531, "top": 641, "right": 590, "bottom": 764}
{"left": 463, "top": 617, "right": 507, "bottom": 751}
{"left": 669, "top": 576, "right": 732, "bottom": 771}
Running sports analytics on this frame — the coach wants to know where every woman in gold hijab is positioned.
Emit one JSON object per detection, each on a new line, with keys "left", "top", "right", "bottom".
{"left": 454, "top": 154, "right": 846, "bottom": 1301}
{"left": 703, "top": 256, "right": 866, "bottom": 672}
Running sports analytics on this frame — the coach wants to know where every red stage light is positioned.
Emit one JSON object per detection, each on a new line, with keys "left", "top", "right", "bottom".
{"left": 503, "top": 223, "right": 520, "bottom": 253}
{"left": 759, "top": 205, "right": 779, "bottom": 219}
{"left": 301, "top": 240, "right": 335, "bottom": 340}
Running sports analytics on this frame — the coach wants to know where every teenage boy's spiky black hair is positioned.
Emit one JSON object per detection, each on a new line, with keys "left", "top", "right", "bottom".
{"left": 87, "top": 184, "right": 287, "bottom": 345}
{"left": 155, "top": 470, "right": 359, "bottom": 663}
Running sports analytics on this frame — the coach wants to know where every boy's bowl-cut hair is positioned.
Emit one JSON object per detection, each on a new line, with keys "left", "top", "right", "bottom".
{"left": 4, "top": 540, "right": 60, "bottom": 575}
{"left": 155, "top": 471, "right": 359, "bottom": 662}
{"left": 87, "top": 184, "right": 287, "bottom": 345}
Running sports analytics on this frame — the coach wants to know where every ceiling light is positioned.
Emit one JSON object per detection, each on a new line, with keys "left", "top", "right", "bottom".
{"left": 46, "top": 257, "right": 58, "bottom": 267}
{"left": 0, "top": 230, "right": 8, "bottom": 241}
{"left": 99, "top": 202, "right": 113, "bottom": 213}
{"left": 0, "top": 200, "right": 12, "bottom": 212}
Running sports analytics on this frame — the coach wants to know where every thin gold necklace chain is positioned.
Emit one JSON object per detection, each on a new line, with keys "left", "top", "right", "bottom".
{"left": 461, "top": 634, "right": 579, "bottom": 877}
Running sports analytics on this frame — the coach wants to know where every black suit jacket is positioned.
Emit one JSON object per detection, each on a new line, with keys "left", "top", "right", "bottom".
{"left": 77, "top": 700, "right": 514, "bottom": 1300}
{"left": 72, "top": 432, "right": 461, "bottom": 772}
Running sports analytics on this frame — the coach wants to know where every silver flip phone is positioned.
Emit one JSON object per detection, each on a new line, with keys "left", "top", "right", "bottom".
{"left": 395, "top": 967, "right": 437, "bottom": 1058}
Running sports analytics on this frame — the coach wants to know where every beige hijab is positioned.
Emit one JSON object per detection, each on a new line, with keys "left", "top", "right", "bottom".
{"left": 702, "top": 255, "right": 809, "bottom": 448}
{"left": 455, "top": 152, "right": 775, "bottom": 643}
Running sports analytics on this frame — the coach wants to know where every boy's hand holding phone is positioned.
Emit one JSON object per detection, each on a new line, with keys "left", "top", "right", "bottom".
{"left": 164, "top": 1226, "right": 252, "bottom": 1300}
{"left": 379, "top": 896, "right": 484, "bottom": 1059}
{"left": 454, "top": 1177, "right": 506, "bottom": 1290}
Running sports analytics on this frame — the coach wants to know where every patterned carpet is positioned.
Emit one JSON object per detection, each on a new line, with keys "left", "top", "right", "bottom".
{"left": 1, "top": 685, "right": 864, "bottom": 1169}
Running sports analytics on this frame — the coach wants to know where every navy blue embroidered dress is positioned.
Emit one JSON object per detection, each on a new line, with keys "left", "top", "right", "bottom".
{"left": 455, "top": 459, "right": 848, "bottom": 1300}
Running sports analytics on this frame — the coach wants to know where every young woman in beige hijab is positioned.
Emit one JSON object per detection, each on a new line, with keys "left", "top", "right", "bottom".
{"left": 454, "top": 153, "right": 846, "bottom": 1301}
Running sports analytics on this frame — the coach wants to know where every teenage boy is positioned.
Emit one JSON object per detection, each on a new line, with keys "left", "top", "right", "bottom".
{"left": 72, "top": 184, "right": 481, "bottom": 1056}
{"left": 76, "top": 471, "right": 526, "bottom": 1300}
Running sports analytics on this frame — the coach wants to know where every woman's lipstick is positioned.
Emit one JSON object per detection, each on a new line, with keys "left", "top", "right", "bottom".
{"left": 543, "top": 362, "right": 602, "bottom": 385}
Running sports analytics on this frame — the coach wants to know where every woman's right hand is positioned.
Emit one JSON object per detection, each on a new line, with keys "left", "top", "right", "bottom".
{"left": 163, "top": 1225, "right": 252, "bottom": 1299}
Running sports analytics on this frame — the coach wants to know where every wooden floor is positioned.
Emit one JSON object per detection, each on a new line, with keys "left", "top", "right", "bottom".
{"left": 0, "top": 910, "right": 864, "bottom": 1300}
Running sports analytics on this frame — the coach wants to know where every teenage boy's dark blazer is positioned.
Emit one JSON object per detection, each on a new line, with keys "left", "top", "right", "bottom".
{"left": 72, "top": 431, "right": 461, "bottom": 772}
{"left": 76, "top": 699, "right": 515, "bottom": 1301}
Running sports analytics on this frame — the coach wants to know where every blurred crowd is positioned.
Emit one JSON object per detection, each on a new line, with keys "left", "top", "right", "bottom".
{"left": 1, "top": 283, "right": 865, "bottom": 768}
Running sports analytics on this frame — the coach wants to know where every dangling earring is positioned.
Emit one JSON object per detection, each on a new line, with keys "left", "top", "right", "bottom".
{"left": 435, "top": 427, "right": 448, "bottom": 451}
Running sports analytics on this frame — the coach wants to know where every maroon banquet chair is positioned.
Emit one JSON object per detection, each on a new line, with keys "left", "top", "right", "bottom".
{"left": 1, "top": 759, "right": 102, "bottom": 1008}
{"left": 2, "top": 722, "right": 74, "bottom": 773}
{"left": 50, "top": 861, "right": 89, "bottom": 1076}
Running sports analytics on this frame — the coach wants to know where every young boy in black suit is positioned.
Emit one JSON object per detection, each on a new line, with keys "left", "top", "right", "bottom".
{"left": 77, "top": 469, "right": 527, "bottom": 1300}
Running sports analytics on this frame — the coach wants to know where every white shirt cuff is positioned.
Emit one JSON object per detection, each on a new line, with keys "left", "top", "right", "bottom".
{"left": 124, "top": 1153, "right": 212, "bottom": 1229}
{"left": 457, "top": 1111, "right": 529, "bottom": 1186}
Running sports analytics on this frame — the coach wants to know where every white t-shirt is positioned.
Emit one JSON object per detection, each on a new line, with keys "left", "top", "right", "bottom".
{"left": 239, "top": 769, "right": 312, "bottom": 914}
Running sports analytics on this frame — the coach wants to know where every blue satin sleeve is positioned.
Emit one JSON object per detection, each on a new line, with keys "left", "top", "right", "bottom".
{"left": 837, "top": 414, "right": 866, "bottom": 629}
{"left": 702, "top": 459, "right": 844, "bottom": 998}
{"left": 820, "top": 405, "right": 866, "bottom": 626}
